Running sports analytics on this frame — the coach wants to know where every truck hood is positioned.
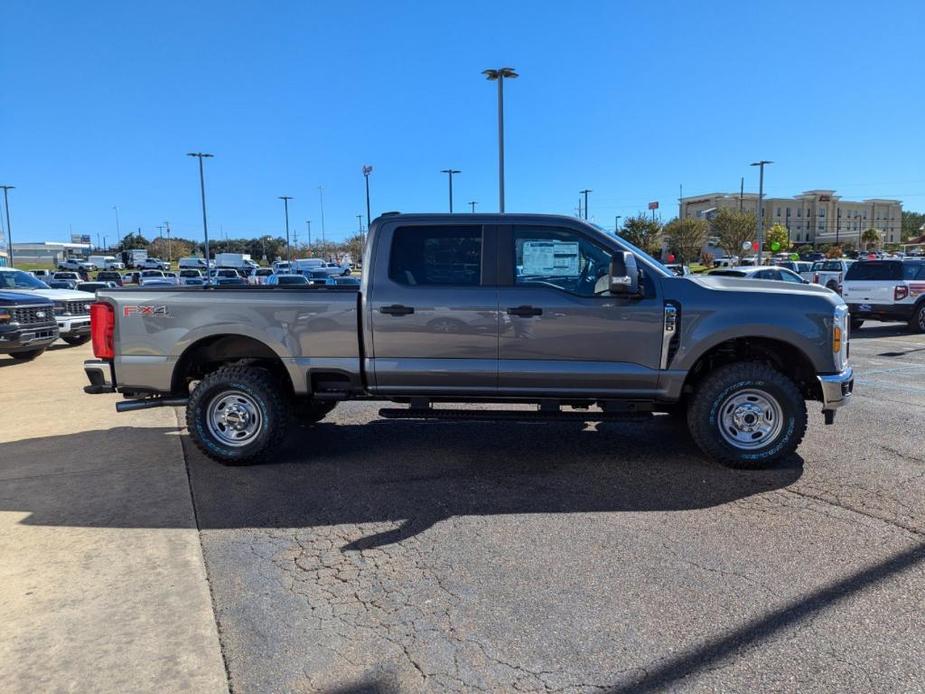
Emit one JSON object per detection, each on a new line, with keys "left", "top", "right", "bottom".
{"left": 6, "top": 288, "right": 93, "bottom": 302}
{"left": 687, "top": 276, "right": 843, "bottom": 304}
{"left": 0, "top": 290, "right": 55, "bottom": 306}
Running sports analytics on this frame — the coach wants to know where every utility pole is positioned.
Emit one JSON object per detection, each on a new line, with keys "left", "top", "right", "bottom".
{"left": 186, "top": 153, "right": 214, "bottom": 281}
{"left": 0, "top": 185, "right": 11, "bottom": 266}
{"left": 441, "top": 169, "right": 461, "bottom": 212}
{"left": 482, "top": 67, "right": 518, "bottom": 212}
{"left": 739, "top": 177, "right": 744, "bottom": 212}
{"left": 579, "top": 189, "right": 591, "bottom": 220}
{"left": 164, "top": 220, "right": 172, "bottom": 263}
{"left": 357, "top": 214, "right": 363, "bottom": 232}
{"left": 577, "top": 197, "right": 582, "bottom": 219}
{"left": 278, "top": 196, "right": 293, "bottom": 262}
{"left": 468, "top": 201, "right": 477, "bottom": 213}
{"left": 318, "top": 186, "right": 326, "bottom": 258}
{"left": 113, "top": 205, "right": 121, "bottom": 241}
{"left": 305, "top": 220, "right": 312, "bottom": 251}
{"left": 750, "top": 160, "right": 773, "bottom": 263}
{"left": 362, "top": 165, "right": 373, "bottom": 230}
{"left": 678, "top": 184, "right": 683, "bottom": 218}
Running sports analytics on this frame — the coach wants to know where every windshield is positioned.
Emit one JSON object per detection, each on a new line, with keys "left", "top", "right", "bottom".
{"left": 0, "top": 270, "right": 51, "bottom": 289}
{"left": 588, "top": 223, "right": 671, "bottom": 276}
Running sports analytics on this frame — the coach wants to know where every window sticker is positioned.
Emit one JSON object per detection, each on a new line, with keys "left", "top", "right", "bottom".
{"left": 521, "top": 241, "right": 580, "bottom": 277}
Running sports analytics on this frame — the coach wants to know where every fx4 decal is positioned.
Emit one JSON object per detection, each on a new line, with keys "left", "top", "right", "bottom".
{"left": 123, "top": 305, "right": 168, "bottom": 317}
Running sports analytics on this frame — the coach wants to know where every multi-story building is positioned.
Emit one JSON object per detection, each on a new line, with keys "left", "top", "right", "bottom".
{"left": 681, "top": 190, "right": 902, "bottom": 247}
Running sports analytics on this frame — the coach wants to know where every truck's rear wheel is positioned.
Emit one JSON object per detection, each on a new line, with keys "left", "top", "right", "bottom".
{"left": 186, "top": 365, "right": 289, "bottom": 465}
{"left": 687, "top": 362, "right": 806, "bottom": 469}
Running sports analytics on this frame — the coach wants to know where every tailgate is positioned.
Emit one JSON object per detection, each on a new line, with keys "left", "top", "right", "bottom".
{"left": 843, "top": 281, "right": 894, "bottom": 303}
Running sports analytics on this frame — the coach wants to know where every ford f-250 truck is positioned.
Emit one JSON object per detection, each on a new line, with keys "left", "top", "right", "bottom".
{"left": 83, "top": 213, "right": 854, "bottom": 468}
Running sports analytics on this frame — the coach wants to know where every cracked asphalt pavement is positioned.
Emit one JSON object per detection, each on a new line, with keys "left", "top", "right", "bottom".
{"left": 184, "top": 324, "right": 925, "bottom": 693}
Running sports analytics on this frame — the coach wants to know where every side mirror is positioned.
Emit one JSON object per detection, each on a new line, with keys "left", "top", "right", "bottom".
{"left": 609, "top": 251, "right": 640, "bottom": 295}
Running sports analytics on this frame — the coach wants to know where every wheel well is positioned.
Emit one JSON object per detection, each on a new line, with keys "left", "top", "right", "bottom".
{"left": 171, "top": 334, "right": 292, "bottom": 395}
{"left": 681, "top": 337, "right": 821, "bottom": 402}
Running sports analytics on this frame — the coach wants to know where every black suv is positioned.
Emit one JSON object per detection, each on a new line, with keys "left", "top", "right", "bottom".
{"left": 0, "top": 291, "right": 59, "bottom": 360}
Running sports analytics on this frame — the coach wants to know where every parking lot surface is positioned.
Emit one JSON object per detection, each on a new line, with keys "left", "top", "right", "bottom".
{"left": 187, "top": 323, "right": 925, "bottom": 693}
{"left": 2, "top": 324, "right": 924, "bottom": 692}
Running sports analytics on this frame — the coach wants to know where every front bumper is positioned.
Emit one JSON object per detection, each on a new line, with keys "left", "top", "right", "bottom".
{"left": 84, "top": 359, "right": 116, "bottom": 394}
{"left": 0, "top": 324, "right": 59, "bottom": 353}
{"left": 818, "top": 366, "right": 854, "bottom": 413}
{"left": 57, "top": 316, "right": 91, "bottom": 336}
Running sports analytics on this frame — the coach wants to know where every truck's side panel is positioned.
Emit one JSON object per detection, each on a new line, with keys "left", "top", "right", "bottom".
{"left": 99, "top": 287, "right": 360, "bottom": 394}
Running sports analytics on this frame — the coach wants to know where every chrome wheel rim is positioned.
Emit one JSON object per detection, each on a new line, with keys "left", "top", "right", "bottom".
{"left": 918, "top": 309, "right": 925, "bottom": 330}
{"left": 206, "top": 390, "right": 263, "bottom": 447}
{"left": 718, "top": 388, "right": 784, "bottom": 450}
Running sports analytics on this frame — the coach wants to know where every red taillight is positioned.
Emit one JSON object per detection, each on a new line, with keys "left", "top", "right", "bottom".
{"left": 894, "top": 285, "right": 909, "bottom": 301}
{"left": 90, "top": 302, "right": 115, "bottom": 359}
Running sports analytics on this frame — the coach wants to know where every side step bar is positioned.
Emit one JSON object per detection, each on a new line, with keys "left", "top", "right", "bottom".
{"left": 378, "top": 407, "right": 652, "bottom": 422}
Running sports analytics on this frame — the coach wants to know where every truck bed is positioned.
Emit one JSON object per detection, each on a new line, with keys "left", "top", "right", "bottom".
{"left": 97, "top": 285, "right": 362, "bottom": 394}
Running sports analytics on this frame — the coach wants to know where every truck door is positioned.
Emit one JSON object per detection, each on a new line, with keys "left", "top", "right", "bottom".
{"left": 496, "top": 224, "right": 664, "bottom": 396}
{"left": 367, "top": 223, "right": 499, "bottom": 394}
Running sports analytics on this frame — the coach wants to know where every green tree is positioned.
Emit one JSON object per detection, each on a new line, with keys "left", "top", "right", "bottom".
{"left": 342, "top": 233, "right": 366, "bottom": 266}
{"left": 710, "top": 207, "right": 755, "bottom": 257}
{"left": 619, "top": 214, "right": 662, "bottom": 255}
{"left": 765, "top": 223, "right": 790, "bottom": 252}
{"left": 119, "top": 232, "right": 149, "bottom": 250}
{"left": 663, "top": 217, "right": 709, "bottom": 265}
{"left": 861, "top": 228, "right": 881, "bottom": 250}
{"left": 901, "top": 210, "right": 925, "bottom": 242}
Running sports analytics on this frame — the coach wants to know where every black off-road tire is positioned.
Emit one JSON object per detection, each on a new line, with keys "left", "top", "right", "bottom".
{"left": 687, "top": 362, "right": 807, "bottom": 469}
{"left": 850, "top": 318, "right": 864, "bottom": 331}
{"left": 186, "top": 365, "right": 290, "bottom": 465}
{"left": 9, "top": 348, "right": 46, "bottom": 361}
{"left": 296, "top": 399, "right": 337, "bottom": 423}
{"left": 61, "top": 334, "right": 91, "bottom": 346}
{"left": 909, "top": 303, "right": 925, "bottom": 334}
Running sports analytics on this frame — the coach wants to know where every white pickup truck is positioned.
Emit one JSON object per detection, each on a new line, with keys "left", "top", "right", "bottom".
{"left": 811, "top": 259, "right": 854, "bottom": 294}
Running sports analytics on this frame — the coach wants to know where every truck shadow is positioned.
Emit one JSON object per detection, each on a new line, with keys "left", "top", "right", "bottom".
{"left": 183, "top": 413, "right": 803, "bottom": 548}
{"left": 0, "top": 416, "right": 803, "bottom": 544}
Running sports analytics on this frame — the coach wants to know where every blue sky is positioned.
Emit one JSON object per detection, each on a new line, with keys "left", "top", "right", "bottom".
{"left": 2, "top": 0, "right": 923, "bottom": 245}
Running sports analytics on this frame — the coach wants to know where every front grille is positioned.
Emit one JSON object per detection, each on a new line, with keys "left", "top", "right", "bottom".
{"left": 11, "top": 305, "right": 56, "bottom": 325}
{"left": 65, "top": 300, "right": 91, "bottom": 316}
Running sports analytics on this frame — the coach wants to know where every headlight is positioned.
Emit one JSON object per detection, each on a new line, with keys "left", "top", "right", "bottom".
{"left": 0, "top": 308, "right": 10, "bottom": 323}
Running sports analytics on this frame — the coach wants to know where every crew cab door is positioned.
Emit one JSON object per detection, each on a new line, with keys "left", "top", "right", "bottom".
{"left": 496, "top": 224, "right": 664, "bottom": 396}
{"left": 366, "top": 223, "right": 499, "bottom": 394}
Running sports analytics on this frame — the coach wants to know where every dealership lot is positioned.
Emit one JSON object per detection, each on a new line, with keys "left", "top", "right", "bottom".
{"left": 2, "top": 326, "right": 924, "bottom": 692}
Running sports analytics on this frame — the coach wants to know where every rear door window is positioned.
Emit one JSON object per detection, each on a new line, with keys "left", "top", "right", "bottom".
{"left": 903, "top": 263, "right": 925, "bottom": 280}
{"left": 389, "top": 225, "right": 482, "bottom": 286}
{"left": 844, "top": 262, "right": 902, "bottom": 281}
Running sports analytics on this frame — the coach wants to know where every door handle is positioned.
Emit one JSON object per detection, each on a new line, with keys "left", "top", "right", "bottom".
{"left": 380, "top": 304, "right": 415, "bottom": 316}
{"left": 507, "top": 305, "right": 543, "bottom": 317}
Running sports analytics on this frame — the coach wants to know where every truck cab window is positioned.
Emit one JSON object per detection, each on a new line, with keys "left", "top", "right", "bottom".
{"left": 512, "top": 226, "right": 612, "bottom": 297}
{"left": 388, "top": 225, "right": 482, "bottom": 286}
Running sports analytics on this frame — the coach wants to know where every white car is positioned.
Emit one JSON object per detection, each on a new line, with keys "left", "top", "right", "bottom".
{"left": 58, "top": 258, "right": 96, "bottom": 272}
{"left": 140, "top": 257, "right": 170, "bottom": 271}
{"left": 249, "top": 268, "right": 275, "bottom": 285}
{"left": 140, "top": 270, "right": 178, "bottom": 286}
{"left": 178, "top": 269, "right": 205, "bottom": 286}
{"left": 0, "top": 268, "right": 93, "bottom": 345}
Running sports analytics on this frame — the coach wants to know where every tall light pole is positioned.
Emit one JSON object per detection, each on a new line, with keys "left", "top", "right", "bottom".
{"left": 750, "top": 160, "right": 773, "bottom": 262}
{"left": 362, "top": 165, "right": 373, "bottom": 230}
{"left": 278, "top": 196, "right": 293, "bottom": 262}
{"left": 356, "top": 214, "right": 363, "bottom": 232}
{"left": 615, "top": 215, "right": 622, "bottom": 234}
{"left": 482, "top": 67, "right": 518, "bottom": 212}
{"left": 441, "top": 169, "right": 461, "bottom": 212}
{"left": 318, "top": 186, "right": 326, "bottom": 258}
{"left": 112, "top": 205, "right": 121, "bottom": 241}
{"left": 579, "top": 189, "right": 591, "bottom": 220}
{"left": 187, "top": 152, "right": 214, "bottom": 280}
{"left": 305, "top": 220, "right": 312, "bottom": 251}
{"left": 0, "top": 185, "right": 11, "bottom": 266}
{"left": 164, "top": 220, "right": 172, "bottom": 263}
{"left": 468, "top": 201, "right": 477, "bottom": 213}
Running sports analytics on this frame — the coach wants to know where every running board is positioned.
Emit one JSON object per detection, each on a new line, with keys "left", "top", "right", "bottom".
{"left": 378, "top": 407, "right": 652, "bottom": 422}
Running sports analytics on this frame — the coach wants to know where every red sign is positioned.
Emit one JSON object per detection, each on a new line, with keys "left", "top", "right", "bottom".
{"left": 752, "top": 241, "right": 760, "bottom": 252}
{"left": 648, "top": 201, "right": 659, "bottom": 210}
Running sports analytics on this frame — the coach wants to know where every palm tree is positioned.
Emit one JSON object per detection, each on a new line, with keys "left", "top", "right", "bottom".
{"left": 861, "top": 228, "right": 881, "bottom": 250}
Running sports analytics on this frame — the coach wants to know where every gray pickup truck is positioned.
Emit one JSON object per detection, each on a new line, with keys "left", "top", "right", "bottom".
{"left": 83, "top": 213, "right": 853, "bottom": 468}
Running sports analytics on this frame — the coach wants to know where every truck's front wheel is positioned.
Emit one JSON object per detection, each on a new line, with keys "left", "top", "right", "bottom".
{"left": 687, "top": 362, "right": 807, "bottom": 469}
{"left": 186, "top": 365, "right": 290, "bottom": 465}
